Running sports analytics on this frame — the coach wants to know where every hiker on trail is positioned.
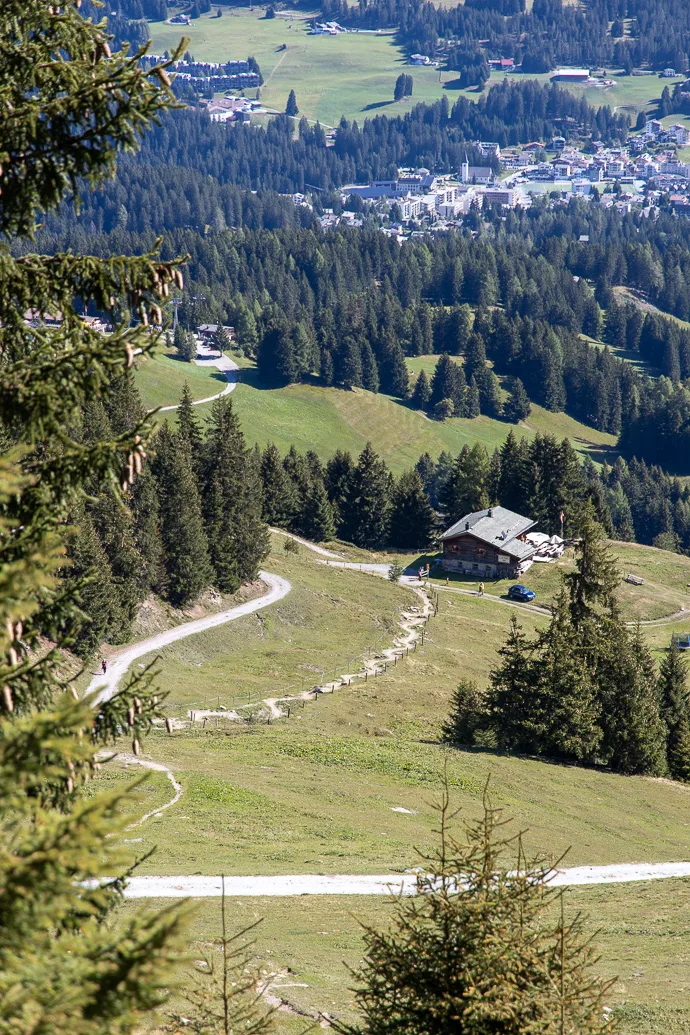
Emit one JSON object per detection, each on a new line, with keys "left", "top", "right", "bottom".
{"left": 101, "top": 659, "right": 107, "bottom": 674}
{"left": 478, "top": 582, "right": 484, "bottom": 597}
{"left": 445, "top": 576, "right": 449, "bottom": 585}
{"left": 418, "top": 567, "right": 424, "bottom": 582}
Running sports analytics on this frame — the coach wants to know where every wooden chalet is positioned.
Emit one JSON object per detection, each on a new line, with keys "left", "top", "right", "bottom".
{"left": 439, "top": 506, "right": 537, "bottom": 578}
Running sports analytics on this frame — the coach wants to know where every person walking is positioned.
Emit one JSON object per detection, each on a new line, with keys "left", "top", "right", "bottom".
{"left": 101, "top": 659, "right": 107, "bottom": 675}
{"left": 478, "top": 582, "right": 484, "bottom": 597}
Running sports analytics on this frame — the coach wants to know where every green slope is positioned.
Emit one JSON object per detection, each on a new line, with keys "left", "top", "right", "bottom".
{"left": 227, "top": 360, "right": 616, "bottom": 473}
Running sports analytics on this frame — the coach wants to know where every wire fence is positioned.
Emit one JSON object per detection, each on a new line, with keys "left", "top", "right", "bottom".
{"left": 183, "top": 590, "right": 440, "bottom": 728}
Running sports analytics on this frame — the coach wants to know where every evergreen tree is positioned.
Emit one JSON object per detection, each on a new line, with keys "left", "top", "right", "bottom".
{"left": 466, "top": 376, "right": 481, "bottom": 418}
{"left": 441, "top": 679, "right": 487, "bottom": 746}
{"left": 301, "top": 478, "right": 336, "bottom": 543}
{"left": 153, "top": 423, "right": 213, "bottom": 604}
{"left": 441, "top": 445, "right": 489, "bottom": 524}
{"left": 259, "top": 444, "right": 298, "bottom": 527}
{"left": 0, "top": 5, "right": 188, "bottom": 1028}
{"left": 565, "top": 503, "right": 619, "bottom": 627}
{"left": 342, "top": 443, "right": 391, "bottom": 548}
{"left": 131, "top": 465, "right": 167, "bottom": 596}
{"left": 600, "top": 622, "right": 667, "bottom": 776}
{"left": 504, "top": 377, "right": 531, "bottom": 423}
{"left": 174, "top": 323, "right": 197, "bottom": 362}
{"left": 388, "top": 471, "right": 436, "bottom": 548}
{"left": 430, "top": 354, "right": 466, "bottom": 415}
{"left": 411, "top": 369, "right": 432, "bottom": 410}
{"left": 659, "top": 638, "right": 690, "bottom": 781}
{"left": 537, "top": 588, "right": 602, "bottom": 763}
{"left": 361, "top": 340, "right": 380, "bottom": 393}
{"left": 335, "top": 793, "right": 615, "bottom": 1035}
{"left": 177, "top": 382, "right": 203, "bottom": 459}
{"left": 325, "top": 449, "right": 355, "bottom": 535}
{"left": 64, "top": 505, "right": 122, "bottom": 657}
{"left": 285, "top": 89, "right": 299, "bottom": 116}
{"left": 202, "top": 398, "right": 270, "bottom": 592}
{"left": 488, "top": 617, "right": 545, "bottom": 754}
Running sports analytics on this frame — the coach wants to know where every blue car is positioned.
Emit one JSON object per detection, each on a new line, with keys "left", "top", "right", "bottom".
{"left": 507, "top": 584, "right": 536, "bottom": 603}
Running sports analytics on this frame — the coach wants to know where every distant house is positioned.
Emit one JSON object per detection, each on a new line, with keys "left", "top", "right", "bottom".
{"left": 198, "top": 324, "right": 235, "bottom": 343}
{"left": 551, "top": 68, "right": 590, "bottom": 83}
{"left": 439, "top": 506, "right": 537, "bottom": 578}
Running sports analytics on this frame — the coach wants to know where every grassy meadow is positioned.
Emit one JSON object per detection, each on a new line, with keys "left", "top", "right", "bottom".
{"left": 134, "top": 347, "right": 224, "bottom": 410}
{"left": 225, "top": 357, "right": 617, "bottom": 473}
{"left": 150, "top": 10, "right": 668, "bottom": 125}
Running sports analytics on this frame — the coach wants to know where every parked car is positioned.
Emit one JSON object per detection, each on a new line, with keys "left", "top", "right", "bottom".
{"left": 507, "top": 584, "right": 536, "bottom": 603}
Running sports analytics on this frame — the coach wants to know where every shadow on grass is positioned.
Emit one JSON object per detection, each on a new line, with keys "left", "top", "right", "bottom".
{"left": 361, "top": 100, "right": 393, "bottom": 111}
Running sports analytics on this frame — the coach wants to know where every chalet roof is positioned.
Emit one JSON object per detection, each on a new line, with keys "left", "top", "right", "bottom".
{"left": 440, "top": 506, "right": 537, "bottom": 558}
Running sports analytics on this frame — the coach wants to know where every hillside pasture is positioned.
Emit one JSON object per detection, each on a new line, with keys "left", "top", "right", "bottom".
{"left": 226, "top": 358, "right": 617, "bottom": 473}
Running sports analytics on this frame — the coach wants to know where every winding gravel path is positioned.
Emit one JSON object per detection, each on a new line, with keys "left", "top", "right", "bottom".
{"left": 86, "top": 571, "right": 291, "bottom": 705}
{"left": 157, "top": 342, "right": 240, "bottom": 413}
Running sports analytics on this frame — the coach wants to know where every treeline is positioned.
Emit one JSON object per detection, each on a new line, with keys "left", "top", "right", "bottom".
{"left": 259, "top": 426, "right": 690, "bottom": 556}
{"left": 259, "top": 432, "right": 610, "bottom": 548}
{"left": 444, "top": 509, "right": 690, "bottom": 780}
{"left": 68, "top": 381, "right": 269, "bottom": 655}
{"left": 321, "top": 0, "right": 690, "bottom": 76}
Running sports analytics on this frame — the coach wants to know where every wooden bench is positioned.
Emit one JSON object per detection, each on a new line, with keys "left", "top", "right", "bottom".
{"left": 624, "top": 573, "right": 645, "bottom": 586}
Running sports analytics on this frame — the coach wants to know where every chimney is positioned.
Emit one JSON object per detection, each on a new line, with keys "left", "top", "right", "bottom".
{"left": 465, "top": 521, "right": 470, "bottom": 530}
{"left": 488, "top": 508, "right": 493, "bottom": 517}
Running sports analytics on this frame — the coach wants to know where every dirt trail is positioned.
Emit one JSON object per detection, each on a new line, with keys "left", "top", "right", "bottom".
{"left": 158, "top": 342, "right": 240, "bottom": 413}
{"left": 120, "top": 861, "right": 690, "bottom": 898}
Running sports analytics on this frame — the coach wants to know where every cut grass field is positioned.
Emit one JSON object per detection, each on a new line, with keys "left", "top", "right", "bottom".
{"left": 100, "top": 533, "right": 690, "bottom": 1034}
{"left": 133, "top": 347, "right": 224, "bottom": 410}
{"left": 151, "top": 9, "right": 469, "bottom": 126}
{"left": 224, "top": 358, "right": 617, "bottom": 474}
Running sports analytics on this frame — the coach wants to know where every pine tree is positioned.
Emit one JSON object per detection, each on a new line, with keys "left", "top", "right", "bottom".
{"left": 202, "top": 399, "right": 270, "bottom": 591}
{"left": 388, "top": 471, "right": 436, "bottom": 548}
{"left": 325, "top": 450, "right": 355, "bottom": 536}
{"left": 411, "top": 369, "right": 432, "bottom": 410}
{"left": 441, "top": 680, "right": 487, "bottom": 746}
{"left": 599, "top": 621, "right": 667, "bottom": 776}
{"left": 440, "top": 445, "right": 489, "bottom": 525}
{"left": 466, "top": 376, "right": 480, "bottom": 418}
{"left": 0, "top": 5, "right": 188, "bottom": 1027}
{"left": 131, "top": 465, "right": 168, "bottom": 596}
{"left": 177, "top": 381, "right": 203, "bottom": 459}
{"left": 361, "top": 340, "right": 380, "bottom": 393}
{"left": 504, "top": 377, "right": 531, "bottom": 422}
{"left": 342, "top": 443, "right": 391, "bottom": 548}
{"left": 154, "top": 423, "right": 213, "bottom": 604}
{"left": 659, "top": 638, "right": 690, "bottom": 781}
{"left": 565, "top": 503, "right": 620, "bottom": 627}
{"left": 301, "top": 478, "right": 336, "bottom": 543}
{"left": 537, "top": 588, "right": 602, "bottom": 763}
{"left": 285, "top": 88, "right": 299, "bottom": 116}
{"left": 488, "top": 617, "right": 546, "bottom": 754}
{"left": 174, "top": 323, "right": 197, "bottom": 362}
{"left": 64, "top": 505, "right": 122, "bottom": 657}
{"left": 260, "top": 444, "right": 298, "bottom": 528}
{"left": 335, "top": 792, "right": 615, "bottom": 1035}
